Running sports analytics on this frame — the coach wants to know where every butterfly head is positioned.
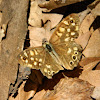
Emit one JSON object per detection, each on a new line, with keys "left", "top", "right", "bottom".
{"left": 42, "top": 38, "right": 53, "bottom": 52}
{"left": 42, "top": 38, "right": 49, "bottom": 47}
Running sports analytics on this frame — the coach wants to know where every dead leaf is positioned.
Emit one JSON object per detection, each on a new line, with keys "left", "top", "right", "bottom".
{"left": 28, "top": 1, "right": 42, "bottom": 27}
{"left": 91, "top": 2, "right": 100, "bottom": 16}
{"left": 0, "top": 28, "right": 5, "bottom": 42}
{"left": 88, "top": 0, "right": 100, "bottom": 16}
{"left": 79, "top": 58, "right": 100, "bottom": 87}
{"left": 32, "top": 78, "right": 94, "bottom": 100}
{"left": 83, "top": 29, "right": 100, "bottom": 57}
{"left": 9, "top": 81, "right": 37, "bottom": 100}
{"left": 75, "top": 13, "right": 95, "bottom": 49}
{"left": 0, "top": 0, "right": 29, "bottom": 100}
{"left": 39, "top": 0, "right": 86, "bottom": 11}
{"left": 42, "top": 14, "right": 63, "bottom": 29}
{"left": 91, "top": 86, "right": 100, "bottom": 100}
{"left": 28, "top": 0, "right": 63, "bottom": 27}
{"left": 29, "top": 21, "right": 52, "bottom": 47}
{"left": 79, "top": 57, "right": 100, "bottom": 67}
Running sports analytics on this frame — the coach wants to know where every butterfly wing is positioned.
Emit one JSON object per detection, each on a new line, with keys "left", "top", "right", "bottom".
{"left": 40, "top": 51, "right": 63, "bottom": 79}
{"left": 17, "top": 46, "right": 45, "bottom": 69}
{"left": 49, "top": 14, "right": 82, "bottom": 70}
{"left": 18, "top": 46, "right": 63, "bottom": 79}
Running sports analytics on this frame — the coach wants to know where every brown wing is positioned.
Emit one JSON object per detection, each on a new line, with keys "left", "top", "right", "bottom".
{"left": 17, "top": 46, "right": 45, "bottom": 69}
{"left": 17, "top": 46, "right": 63, "bottom": 79}
{"left": 49, "top": 14, "right": 82, "bottom": 70}
{"left": 40, "top": 51, "right": 63, "bottom": 79}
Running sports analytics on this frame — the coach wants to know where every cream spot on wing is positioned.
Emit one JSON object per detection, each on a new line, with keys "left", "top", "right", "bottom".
{"left": 25, "top": 59, "right": 28, "bottom": 63}
{"left": 63, "top": 21, "right": 69, "bottom": 25}
{"left": 59, "top": 27, "right": 65, "bottom": 33}
{"left": 30, "top": 50, "right": 34, "bottom": 56}
{"left": 67, "top": 28, "right": 71, "bottom": 32}
{"left": 24, "top": 52, "right": 28, "bottom": 57}
{"left": 67, "top": 48, "right": 72, "bottom": 54}
{"left": 39, "top": 58, "right": 42, "bottom": 62}
{"left": 30, "top": 57, "right": 34, "bottom": 60}
{"left": 28, "top": 64, "right": 32, "bottom": 67}
{"left": 71, "top": 32, "right": 75, "bottom": 35}
{"left": 51, "top": 71, "right": 55, "bottom": 75}
{"left": 65, "top": 37, "right": 70, "bottom": 41}
{"left": 34, "top": 49, "right": 38, "bottom": 55}
{"left": 71, "top": 23, "right": 75, "bottom": 26}
{"left": 70, "top": 17, "right": 73, "bottom": 20}
{"left": 73, "top": 47, "right": 78, "bottom": 51}
{"left": 48, "top": 71, "right": 51, "bottom": 75}
{"left": 71, "top": 38, "right": 74, "bottom": 41}
{"left": 35, "top": 58, "right": 38, "bottom": 61}
{"left": 44, "top": 68, "right": 47, "bottom": 73}
{"left": 75, "top": 26, "right": 79, "bottom": 31}
{"left": 21, "top": 56, "right": 23, "bottom": 59}
{"left": 56, "top": 31, "right": 62, "bottom": 37}
{"left": 34, "top": 61, "right": 37, "bottom": 65}
{"left": 39, "top": 63, "right": 42, "bottom": 66}
{"left": 66, "top": 34, "right": 69, "bottom": 36}
{"left": 46, "top": 65, "right": 51, "bottom": 68}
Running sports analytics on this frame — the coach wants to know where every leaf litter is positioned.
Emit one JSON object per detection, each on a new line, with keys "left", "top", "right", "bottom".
{"left": 8, "top": 0, "right": 100, "bottom": 100}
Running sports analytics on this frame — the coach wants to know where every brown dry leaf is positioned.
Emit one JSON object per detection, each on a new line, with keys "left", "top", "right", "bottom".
{"left": 29, "top": 26, "right": 47, "bottom": 47}
{"left": 9, "top": 69, "right": 43, "bottom": 100}
{"left": 39, "top": 0, "right": 86, "bottom": 11}
{"left": 0, "top": 28, "right": 5, "bottom": 42}
{"left": 83, "top": 29, "right": 100, "bottom": 57}
{"left": 0, "top": 12, "right": 4, "bottom": 43}
{"left": 79, "top": 57, "right": 100, "bottom": 67}
{"left": 32, "top": 78, "right": 94, "bottom": 100}
{"left": 42, "top": 14, "right": 63, "bottom": 29}
{"left": 91, "top": 86, "right": 100, "bottom": 100}
{"left": 75, "top": 13, "right": 95, "bottom": 49}
{"left": 0, "top": 24, "right": 7, "bottom": 43}
{"left": 91, "top": 2, "right": 100, "bottom": 16}
{"left": 28, "top": 1, "right": 42, "bottom": 27}
{"left": 29, "top": 21, "right": 52, "bottom": 47}
{"left": 88, "top": 0, "right": 100, "bottom": 16}
{"left": 79, "top": 57, "right": 100, "bottom": 87}
{"left": 9, "top": 81, "right": 37, "bottom": 100}
{"left": 0, "top": 0, "right": 29, "bottom": 100}
{"left": 28, "top": 0, "right": 63, "bottom": 27}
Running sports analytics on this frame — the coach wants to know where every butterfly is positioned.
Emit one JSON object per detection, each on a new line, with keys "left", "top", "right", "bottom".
{"left": 17, "top": 14, "right": 82, "bottom": 79}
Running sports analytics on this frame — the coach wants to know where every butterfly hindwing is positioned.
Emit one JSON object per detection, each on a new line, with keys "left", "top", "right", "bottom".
{"left": 51, "top": 42, "right": 82, "bottom": 70}
{"left": 40, "top": 51, "right": 63, "bottom": 79}
{"left": 50, "top": 14, "right": 82, "bottom": 70}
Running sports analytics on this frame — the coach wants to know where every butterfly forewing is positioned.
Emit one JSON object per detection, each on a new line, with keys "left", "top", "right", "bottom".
{"left": 17, "top": 47, "right": 45, "bottom": 69}
{"left": 50, "top": 14, "right": 79, "bottom": 44}
{"left": 49, "top": 14, "right": 82, "bottom": 70}
{"left": 18, "top": 46, "right": 63, "bottom": 79}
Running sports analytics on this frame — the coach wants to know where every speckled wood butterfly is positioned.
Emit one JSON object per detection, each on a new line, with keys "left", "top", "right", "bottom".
{"left": 17, "top": 14, "right": 82, "bottom": 79}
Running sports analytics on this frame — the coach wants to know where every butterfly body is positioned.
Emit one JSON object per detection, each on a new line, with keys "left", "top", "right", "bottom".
{"left": 18, "top": 14, "right": 82, "bottom": 79}
{"left": 42, "top": 39, "right": 63, "bottom": 70}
